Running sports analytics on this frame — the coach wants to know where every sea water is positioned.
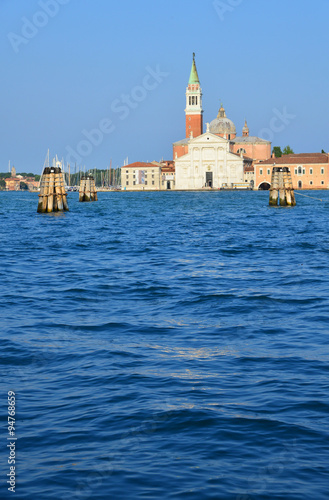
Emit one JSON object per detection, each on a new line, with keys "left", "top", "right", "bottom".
{"left": 0, "top": 190, "right": 329, "bottom": 499}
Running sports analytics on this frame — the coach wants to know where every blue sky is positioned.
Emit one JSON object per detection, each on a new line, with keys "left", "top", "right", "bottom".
{"left": 1, "top": 0, "right": 329, "bottom": 173}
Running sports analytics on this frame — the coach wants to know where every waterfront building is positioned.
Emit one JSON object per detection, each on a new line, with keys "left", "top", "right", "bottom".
{"left": 255, "top": 153, "right": 329, "bottom": 190}
{"left": 25, "top": 178, "right": 40, "bottom": 191}
{"left": 123, "top": 55, "right": 329, "bottom": 192}
{"left": 153, "top": 161, "right": 175, "bottom": 190}
{"left": 5, "top": 175, "right": 39, "bottom": 191}
{"left": 175, "top": 125, "right": 244, "bottom": 190}
{"left": 174, "top": 55, "right": 252, "bottom": 190}
{"left": 121, "top": 161, "right": 175, "bottom": 191}
{"left": 5, "top": 177, "right": 21, "bottom": 191}
{"left": 173, "top": 56, "right": 271, "bottom": 170}
{"left": 244, "top": 163, "right": 255, "bottom": 187}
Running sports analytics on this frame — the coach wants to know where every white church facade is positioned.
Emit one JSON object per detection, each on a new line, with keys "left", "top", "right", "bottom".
{"left": 173, "top": 54, "right": 245, "bottom": 190}
{"left": 175, "top": 127, "right": 244, "bottom": 190}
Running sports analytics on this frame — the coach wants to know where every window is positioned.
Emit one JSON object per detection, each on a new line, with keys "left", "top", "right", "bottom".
{"left": 145, "top": 181, "right": 148, "bottom": 185}
{"left": 192, "top": 96, "right": 195, "bottom": 105}
{"left": 321, "top": 168, "right": 324, "bottom": 175}
{"left": 260, "top": 169, "right": 263, "bottom": 175}
{"left": 303, "top": 168, "right": 306, "bottom": 175}
{"left": 152, "top": 181, "right": 155, "bottom": 185}
{"left": 237, "top": 148, "right": 246, "bottom": 154}
{"left": 321, "top": 181, "right": 324, "bottom": 185}
{"left": 298, "top": 167, "right": 302, "bottom": 175}
{"left": 195, "top": 97, "right": 198, "bottom": 105}
{"left": 133, "top": 181, "right": 135, "bottom": 185}
{"left": 152, "top": 175, "right": 154, "bottom": 178}
{"left": 294, "top": 168, "right": 298, "bottom": 175}
{"left": 310, "top": 181, "right": 313, "bottom": 185}
{"left": 267, "top": 169, "right": 271, "bottom": 175}
{"left": 126, "top": 175, "right": 129, "bottom": 179}
{"left": 126, "top": 181, "right": 129, "bottom": 186}
{"left": 126, "top": 170, "right": 129, "bottom": 173}
{"left": 309, "top": 168, "right": 313, "bottom": 175}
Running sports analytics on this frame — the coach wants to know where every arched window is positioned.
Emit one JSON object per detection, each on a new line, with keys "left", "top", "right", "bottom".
{"left": 298, "top": 166, "right": 302, "bottom": 175}
{"left": 237, "top": 148, "right": 247, "bottom": 154}
{"left": 298, "top": 181, "right": 302, "bottom": 189}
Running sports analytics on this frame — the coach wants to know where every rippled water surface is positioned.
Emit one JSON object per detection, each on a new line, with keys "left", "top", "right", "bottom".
{"left": 1, "top": 190, "right": 329, "bottom": 500}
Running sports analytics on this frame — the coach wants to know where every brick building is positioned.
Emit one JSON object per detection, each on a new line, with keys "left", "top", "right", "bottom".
{"left": 255, "top": 153, "right": 329, "bottom": 190}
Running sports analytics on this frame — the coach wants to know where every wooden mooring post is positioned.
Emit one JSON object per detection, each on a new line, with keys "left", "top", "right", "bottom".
{"left": 79, "top": 175, "right": 98, "bottom": 202}
{"left": 269, "top": 167, "right": 296, "bottom": 206}
{"left": 37, "top": 166, "right": 69, "bottom": 213}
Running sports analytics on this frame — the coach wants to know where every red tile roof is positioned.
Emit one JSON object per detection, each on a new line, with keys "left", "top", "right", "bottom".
{"left": 123, "top": 162, "right": 159, "bottom": 169}
{"left": 161, "top": 165, "right": 175, "bottom": 173}
{"left": 257, "top": 153, "right": 329, "bottom": 165}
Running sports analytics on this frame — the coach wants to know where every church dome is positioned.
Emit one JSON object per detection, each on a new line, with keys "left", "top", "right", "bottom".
{"left": 209, "top": 104, "right": 236, "bottom": 136}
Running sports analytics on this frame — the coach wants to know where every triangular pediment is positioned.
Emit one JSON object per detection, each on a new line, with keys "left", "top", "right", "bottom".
{"left": 189, "top": 132, "right": 229, "bottom": 145}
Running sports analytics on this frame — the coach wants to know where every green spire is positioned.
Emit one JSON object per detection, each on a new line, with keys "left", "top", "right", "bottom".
{"left": 188, "top": 53, "right": 200, "bottom": 85}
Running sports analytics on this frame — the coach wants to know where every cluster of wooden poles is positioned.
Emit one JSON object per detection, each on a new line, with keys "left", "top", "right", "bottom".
{"left": 37, "top": 169, "right": 98, "bottom": 213}
{"left": 37, "top": 167, "right": 69, "bottom": 213}
{"left": 79, "top": 175, "right": 98, "bottom": 202}
{"left": 269, "top": 167, "right": 296, "bottom": 206}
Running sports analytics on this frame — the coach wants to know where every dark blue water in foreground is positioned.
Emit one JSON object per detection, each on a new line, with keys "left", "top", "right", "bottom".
{"left": 1, "top": 190, "right": 329, "bottom": 500}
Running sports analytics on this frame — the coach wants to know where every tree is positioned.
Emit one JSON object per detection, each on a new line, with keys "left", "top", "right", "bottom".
{"left": 0, "top": 179, "right": 6, "bottom": 190}
{"left": 283, "top": 145, "right": 294, "bottom": 155}
{"left": 20, "top": 182, "right": 28, "bottom": 190}
{"left": 321, "top": 149, "right": 326, "bottom": 154}
{"left": 272, "top": 146, "right": 282, "bottom": 158}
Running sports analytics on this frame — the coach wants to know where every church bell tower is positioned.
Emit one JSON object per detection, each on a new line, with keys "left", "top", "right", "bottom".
{"left": 185, "top": 53, "right": 203, "bottom": 139}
